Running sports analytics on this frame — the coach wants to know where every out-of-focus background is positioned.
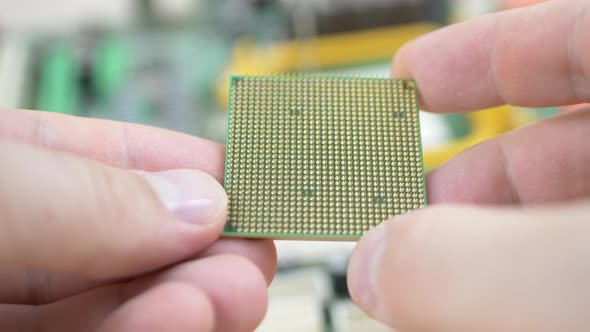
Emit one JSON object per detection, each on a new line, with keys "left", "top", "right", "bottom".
{"left": 0, "top": 0, "right": 580, "bottom": 330}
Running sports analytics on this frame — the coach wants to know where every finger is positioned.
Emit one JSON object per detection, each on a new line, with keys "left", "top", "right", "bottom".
{"left": 0, "top": 284, "right": 215, "bottom": 332}
{"left": 426, "top": 106, "right": 590, "bottom": 205}
{"left": 0, "top": 109, "right": 230, "bottom": 304}
{"left": 392, "top": 0, "right": 590, "bottom": 112}
{"left": 0, "top": 239, "right": 276, "bottom": 304}
{"left": 0, "top": 267, "right": 98, "bottom": 304}
{"left": 1, "top": 255, "right": 267, "bottom": 332}
{"left": 0, "top": 109, "right": 225, "bottom": 181}
{"left": 98, "top": 283, "right": 215, "bottom": 332}
{"left": 0, "top": 305, "right": 32, "bottom": 331}
{"left": 197, "top": 239, "right": 277, "bottom": 285}
{"left": 0, "top": 140, "right": 227, "bottom": 282}
{"left": 126, "top": 255, "right": 268, "bottom": 332}
{"left": 0, "top": 111, "right": 276, "bottom": 306}
{"left": 348, "top": 201, "right": 590, "bottom": 332}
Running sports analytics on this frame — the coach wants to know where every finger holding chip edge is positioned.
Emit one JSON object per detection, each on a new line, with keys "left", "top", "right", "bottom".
{"left": 0, "top": 109, "right": 277, "bottom": 304}
{"left": 2, "top": 255, "right": 268, "bottom": 332}
{"left": 348, "top": 202, "right": 590, "bottom": 332}
{"left": 392, "top": 0, "right": 590, "bottom": 113}
{"left": 0, "top": 140, "right": 226, "bottom": 281}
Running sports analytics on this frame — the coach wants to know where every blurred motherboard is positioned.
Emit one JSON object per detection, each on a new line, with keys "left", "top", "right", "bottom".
{"left": 2, "top": 0, "right": 448, "bottom": 141}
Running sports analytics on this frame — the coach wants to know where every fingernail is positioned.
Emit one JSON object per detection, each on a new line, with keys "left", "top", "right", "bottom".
{"left": 348, "top": 221, "right": 390, "bottom": 312}
{"left": 138, "top": 169, "right": 227, "bottom": 225}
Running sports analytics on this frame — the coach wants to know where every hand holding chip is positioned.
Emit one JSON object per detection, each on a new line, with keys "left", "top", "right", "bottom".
{"left": 347, "top": 0, "right": 590, "bottom": 331}
{"left": 0, "top": 112, "right": 276, "bottom": 332}
{"left": 1, "top": 1, "right": 588, "bottom": 331}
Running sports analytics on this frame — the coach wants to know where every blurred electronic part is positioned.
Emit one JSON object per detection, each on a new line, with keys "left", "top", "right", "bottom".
{"left": 419, "top": 112, "right": 453, "bottom": 149}
{"left": 423, "top": 106, "right": 513, "bottom": 168}
{"left": 331, "top": 300, "right": 395, "bottom": 332}
{"left": 276, "top": 241, "right": 355, "bottom": 268}
{"left": 137, "top": 0, "right": 202, "bottom": 26}
{"left": 257, "top": 267, "right": 333, "bottom": 332}
{"left": 326, "top": 252, "right": 351, "bottom": 298}
{"left": 197, "top": 0, "right": 289, "bottom": 40}
{"left": 149, "top": 0, "right": 202, "bottom": 22}
{"left": 0, "top": 36, "right": 31, "bottom": 108}
{"left": 35, "top": 42, "right": 80, "bottom": 115}
{"left": 449, "top": 0, "right": 498, "bottom": 20}
{"left": 278, "top": 0, "right": 448, "bottom": 36}
{"left": 258, "top": 294, "right": 325, "bottom": 332}
{"left": 28, "top": 26, "right": 233, "bottom": 139}
{"left": 510, "top": 106, "right": 560, "bottom": 128}
{"left": 0, "top": 0, "right": 134, "bottom": 32}
{"left": 268, "top": 267, "right": 334, "bottom": 302}
{"left": 92, "top": 35, "right": 130, "bottom": 101}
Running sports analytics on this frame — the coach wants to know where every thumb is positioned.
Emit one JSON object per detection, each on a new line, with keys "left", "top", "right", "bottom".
{"left": 348, "top": 201, "right": 590, "bottom": 332}
{"left": 0, "top": 139, "right": 227, "bottom": 280}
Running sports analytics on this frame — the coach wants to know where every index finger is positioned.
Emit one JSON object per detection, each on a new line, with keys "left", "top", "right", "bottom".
{"left": 0, "top": 109, "right": 225, "bottom": 182}
{"left": 0, "top": 109, "right": 279, "bottom": 306}
{"left": 392, "top": 0, "right": 590, "bottom": 113}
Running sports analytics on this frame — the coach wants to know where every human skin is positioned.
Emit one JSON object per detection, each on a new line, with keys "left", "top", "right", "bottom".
{"left": 1, "top": 1, "right": 588, "bottom": 330}
{"left": 0, "top": 109, "right": 277, "bottom": 332}
{"left": 347, "top": 0, "right": 590, "bottom": 331}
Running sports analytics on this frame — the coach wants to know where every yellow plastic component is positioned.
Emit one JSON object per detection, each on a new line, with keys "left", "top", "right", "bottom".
{"left": 216, "top": 23, "right": 439, "bottom": 106}
{"left": 422, "top": 105, "right": 514, "bottom": 169}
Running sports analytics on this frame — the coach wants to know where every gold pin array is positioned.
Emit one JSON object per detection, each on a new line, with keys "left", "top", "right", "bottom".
{"left": 224, "top": 75, "right": 425, "bottom": 240}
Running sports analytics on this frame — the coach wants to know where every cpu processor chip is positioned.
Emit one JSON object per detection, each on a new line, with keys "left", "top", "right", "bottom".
{"left": 223, "top": 75, "right": 426, "bottom": 240}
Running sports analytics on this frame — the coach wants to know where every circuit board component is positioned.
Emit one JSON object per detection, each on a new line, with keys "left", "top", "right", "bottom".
{"left": 223, "top": 75, "right": 426, "bottom": 240}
